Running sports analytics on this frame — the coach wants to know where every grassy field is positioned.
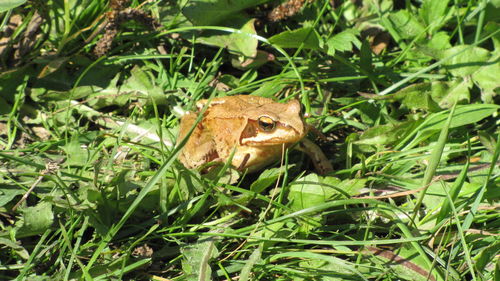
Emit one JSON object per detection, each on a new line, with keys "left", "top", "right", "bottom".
{"left": 0, "top": 0, "right": 499, "bottom": 280}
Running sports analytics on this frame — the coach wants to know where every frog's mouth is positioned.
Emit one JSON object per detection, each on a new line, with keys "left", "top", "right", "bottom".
{"left": 240, "top": 120, "right": 305, "bottom": 145}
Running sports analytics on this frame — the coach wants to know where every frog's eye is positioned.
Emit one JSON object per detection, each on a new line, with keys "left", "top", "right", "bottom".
{"left": 258, "top": 116, "right": 276, "bottom": 132}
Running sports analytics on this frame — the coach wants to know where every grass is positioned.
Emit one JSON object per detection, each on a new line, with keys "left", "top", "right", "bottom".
{"left": 0, "top": 0, "right": 499, "bottom": 280}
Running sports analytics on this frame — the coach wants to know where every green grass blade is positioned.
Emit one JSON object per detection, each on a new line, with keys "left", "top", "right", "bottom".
{"left": 440, "top": 180, "right": 477, "bottom": 281}
{"left": 412, "top": 103, "right": 458, "bottom": 222}
{"left": 461, "top": 132, "right": 500, "bottom": 231}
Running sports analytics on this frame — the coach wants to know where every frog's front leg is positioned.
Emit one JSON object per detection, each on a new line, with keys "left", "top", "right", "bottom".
{"left": 297, "top": 138, "right": 333, "bottom": 175}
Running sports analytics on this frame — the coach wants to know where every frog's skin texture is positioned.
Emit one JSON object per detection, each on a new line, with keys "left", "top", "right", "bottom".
{"left": 178, "top": 95, "right": 307, "bottom": 173}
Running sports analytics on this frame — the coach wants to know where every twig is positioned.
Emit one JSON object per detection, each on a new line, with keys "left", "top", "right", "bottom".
{"left": 12, "top": 159, "right": 62, "bottom": 211}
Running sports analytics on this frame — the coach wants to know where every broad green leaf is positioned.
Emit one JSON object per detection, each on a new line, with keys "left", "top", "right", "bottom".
{"left": 288, "top": 174, "right": 328, "bottom": 211}
{"left": 202, "top": 163, "right": 241, "bottom": 185}
{"left": 484, "top": 22, "right": 500, "bottom": 49}
{"left": 387, "top": 10, "right": 426, "bottom": 39}
{"left": 420, "top": 104, "right": 499, "bottom": 133}
{"left": 357, "top": 120, "right": 421, "bottom": 147}
{"left": 478, "top": 131, "right": 497, "bottom": 154}
{"left": 471, "top": 54, "right": 500, "bottom": 103}
{"left": 474, "top": 238, "right": 500, "bottom": 272}
{"left": 239, "top": 245, "right": 262, "bottom": 281}
{"left": 158, "top": 2, "right": 192, "bottom": 28}
{"left": 249, "top": 168, "right": 281, "bottom": 193}
{"left": 404, "top": 91, "right": 439, "bottom": 111}
{"left": 231, "top": 50, "right": 273, "bottom": 70}
{"left": 436, "top": 159, "right": 469, "bottom": 222}
{"left": 271, "top": 252, "right": 364, "bottom": 279}
{"left": 197, "top": 18, "right": 258, "bottom": 58}
{"left": 181, "top": 238, "right": 219, "bottom": 281}
{"left": 288, "top": 174, "right": 360, "bottom": 211}
{"left": 367, "top": 244, "right": 444, "bottom": 281}
{"left": 30, "top": 85, "right": 100, "bottom": 102}
{"left": 268, "top": 27, "right": 322, "bottom": 50}
{"left": 426, "top": 32, "right": 452, "bottom": 50}
{"left": 334, "top": 178, "right": 367, "bottom": 196}
{"left": 120, "top": 66, "right": 168, "bottom": 106}
{"left": 0, "top": 96, "right": 11, "bottom": 114}
{"left": 251, "top": 221, "right": 288, "bottom": 248}
{"left": 399, "top": 103, "right": 498, "bottom": 149}
{"left": 38, "top": 57, "right": 69, "bottom": 78}
{"left": 442, "top": 45, "right": 491, "bottom": 76}
{"left": 0, "top": 185, "right": 24, "bottom": 207}
{"left": 422, "top": 181, "right": 449, "bottom": 211}
{"left": 357, "top": 124, "right": 401, "bottom": 146}
{"left": 16, "top": 202, "right": 54, "bottom": 238}
{"left": 430, "top": 79, "right": 471, "bottom": 108}
{"left": 419, "top": 0, "right": 450, "bottom": 33}
{"left": 251, "top": 79, "right": 288, "bottom": 98}
{"left": 326, "top": 29, "right": 361, "bottom": 56}
{"left": 216, "top": 74, "right": 240, "bottom": 89}
{"left": 182, "top": 0, "right": 269, "bottom": 25}
{"left": 61, "top": 136, "right": 90, "bottom": 166}
{"left": 396, "top": 83, "right": 440, "bottom": 112}
{"left": 359, "top": 40, "right": 373, "bottom": 70}
{"left": 391, "top": 80, "right": 471, "bottom": 111}
{"left": 0, "top": 238, "right": 29, "bottom": 259}
{"left": 0, "top": 0, "right": 26, "bottom": 13}
{"left": 31, "top": 73, "right": 126, "bottom": 108}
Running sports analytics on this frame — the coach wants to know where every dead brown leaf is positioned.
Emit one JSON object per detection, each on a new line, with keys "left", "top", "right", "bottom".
{"left": 0, "top": 14, "right": 22, "bottom": 61}
{"left": 14, "top": 11, "right": 43, "bottom": 63}
{"left": 132, "top": 244, "right": 154, "bottom": 258}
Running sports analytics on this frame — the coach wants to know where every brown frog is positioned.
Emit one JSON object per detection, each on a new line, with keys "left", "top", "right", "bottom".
{"left": 177, "top": 95, "right": 332, "bottom": 174}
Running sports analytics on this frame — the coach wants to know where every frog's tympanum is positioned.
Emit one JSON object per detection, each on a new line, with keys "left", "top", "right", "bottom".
{"left": 178, "top": 95, "right": 307, "bottom": 173}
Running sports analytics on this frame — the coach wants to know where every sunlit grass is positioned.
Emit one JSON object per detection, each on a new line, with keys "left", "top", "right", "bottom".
{"left": 0, "top": 0, "right": 498, "bottom": 280}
